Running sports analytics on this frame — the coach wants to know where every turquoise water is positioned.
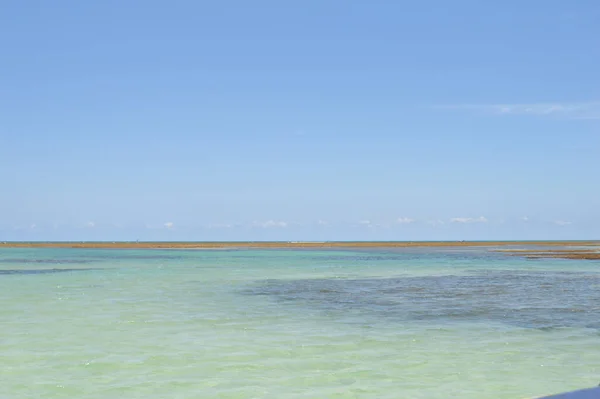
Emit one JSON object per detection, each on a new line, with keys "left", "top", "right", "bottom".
{"left": 1, "top": 247, "right": 599, "bottom": 398}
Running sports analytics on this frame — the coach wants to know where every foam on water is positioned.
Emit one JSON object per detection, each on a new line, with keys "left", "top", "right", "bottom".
{"left": 1, "top": 247, "right": 599, "bottom": 398}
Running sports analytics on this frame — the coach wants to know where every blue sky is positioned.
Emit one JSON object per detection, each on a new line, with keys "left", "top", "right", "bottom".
{"left": 1, "top": 0, "right": 599, "bottom": 241}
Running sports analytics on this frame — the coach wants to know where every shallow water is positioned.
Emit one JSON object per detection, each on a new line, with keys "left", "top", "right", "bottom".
{"left": 1, "top": 247, "right": 599, "bottom": 398}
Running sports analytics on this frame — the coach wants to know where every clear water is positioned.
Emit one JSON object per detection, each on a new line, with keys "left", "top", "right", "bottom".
{"left": 1, "top": 247, "right": 599, "bottom": 399}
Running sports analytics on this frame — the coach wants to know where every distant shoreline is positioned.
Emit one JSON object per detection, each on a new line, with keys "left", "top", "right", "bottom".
{"left": 1, "top": 240, "right": 599, "bottom": 249}
{"left": 2, "top": 241, "right": 599, "bottom": 260}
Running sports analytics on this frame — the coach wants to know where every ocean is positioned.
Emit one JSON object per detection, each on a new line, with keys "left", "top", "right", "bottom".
{"left": 1, "top": 246, "right": 599, "bottom": 398}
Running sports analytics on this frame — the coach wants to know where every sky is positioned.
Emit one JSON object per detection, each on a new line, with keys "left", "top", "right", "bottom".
{"left": 1, "top": 0, "right": 599, "bottom": 241}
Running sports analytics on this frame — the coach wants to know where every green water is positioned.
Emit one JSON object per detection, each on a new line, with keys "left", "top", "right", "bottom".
{"left": 1, "top": 247, "right": 599, "bottom": 398}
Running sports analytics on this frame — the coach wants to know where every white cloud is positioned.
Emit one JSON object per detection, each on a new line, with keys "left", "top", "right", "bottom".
{"left": 164, "top": 222, "right": 174, "bottom": 229}
{"left": 440, "top": 101, "right": 600, "bottom": 120}
{"left": 356, "top": 220, "right": 389, "bottom": 229}
{"left": 253, "top": 220, "right": 288, "bottom": 228}
{"left": 450, "top": 216, "right": 488, "bottom": 223}
{"left": 208, "top": 223, "right": 233, "bottom": 229}
{"left": 317, "top": 220, "right": 329, "bottom": 226}
{"left": 357, "top": 220, "right": 375, "bottom": 228}
{"left": 554, "top": 220, "right": 573, "bottom": 226}
{"left": 522, "top": 216, "right": 529, "bottom": 222}
{"left": 397, "top": 217, "right": 415, "bottom": 224}
{"left": 87, "top": 221, "right": 95, "bottom": 228}
{"left": 293, "top": 129, "right": 306, "bottom": 137}
{"left": 427, "top": 219, "right": 445, "bottom": 226}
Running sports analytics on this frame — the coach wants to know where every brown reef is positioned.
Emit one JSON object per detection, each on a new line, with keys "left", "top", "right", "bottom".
{"left": 1, "top": 241, "right": 599, "bottom": 259}
{"left": 0, "top": 240, "right": 599, "bottom": 250}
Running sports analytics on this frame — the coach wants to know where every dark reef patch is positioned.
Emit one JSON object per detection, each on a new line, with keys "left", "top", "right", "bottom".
{"left": 0, "top": 268, "right": 100, "bottom": 275}
{"left": 95, "top": 254, "right": 184, "bottom": 260}
{"left": 245, "top": 271, "right": 600, "bottom": 330}
{"left": 0, "top": 258, "right": 97, "bottom": 264}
